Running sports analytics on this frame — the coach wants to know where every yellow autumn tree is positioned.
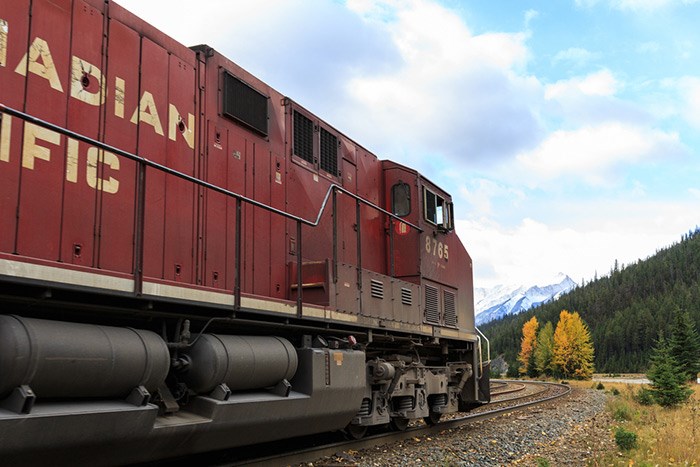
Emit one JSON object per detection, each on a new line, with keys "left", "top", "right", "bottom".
{"left": 552, "top": 310, "right": 594, "bottom": 379}
{"left": 518, "top": 316, "right": 539, "bottom": 376}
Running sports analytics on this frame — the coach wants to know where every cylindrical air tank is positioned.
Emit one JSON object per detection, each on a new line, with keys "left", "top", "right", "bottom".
{"left": 182, "top": 334, "right": 298, "bottom": 394}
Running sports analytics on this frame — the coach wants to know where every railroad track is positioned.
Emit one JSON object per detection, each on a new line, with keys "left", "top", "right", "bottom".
{"left": 490, "top": 381, "right": 508, "bottom": 389}
{"left": 491, "top": 382, "right": 526, "bottom": 396}
{"left": 219, "top": 380, "right": 571, "bottom": 466}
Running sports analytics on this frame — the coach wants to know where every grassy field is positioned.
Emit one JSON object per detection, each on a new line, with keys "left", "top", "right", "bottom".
{"left": 583, "top": 380, "right": 699, "bottom": 465}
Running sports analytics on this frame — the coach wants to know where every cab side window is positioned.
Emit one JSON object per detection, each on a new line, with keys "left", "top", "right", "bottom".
{"left": 392, "top": 182, "right": 411, "bottom": 217}
{"left": 423, "top": 187, "right": 453, "bottom": 231}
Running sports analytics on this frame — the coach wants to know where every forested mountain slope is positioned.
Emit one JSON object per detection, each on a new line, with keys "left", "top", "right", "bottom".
{"left": 481, "top": 228, "right": 700, "bottom": 373}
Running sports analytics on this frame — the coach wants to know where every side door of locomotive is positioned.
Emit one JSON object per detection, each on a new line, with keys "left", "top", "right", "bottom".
{"left": 384, "top": 166, "right": 421, "bottom": 281}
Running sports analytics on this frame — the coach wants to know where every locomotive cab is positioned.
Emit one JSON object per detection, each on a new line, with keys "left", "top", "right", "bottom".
{"left": 383, "top": 161, "right": 476, "bottom": 335}
{"left": 336, "top": 162, "right": 491, "bottom": 434}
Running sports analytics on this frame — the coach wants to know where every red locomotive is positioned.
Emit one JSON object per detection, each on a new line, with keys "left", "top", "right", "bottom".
{"left": 0, "top": 0, "right": 490, "bottom": 463}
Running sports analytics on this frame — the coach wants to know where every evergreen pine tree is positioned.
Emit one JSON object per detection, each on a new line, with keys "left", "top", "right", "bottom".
{"left": 647, "top": 334, "right": 693, "bottom": 407}
{"left": 669, "top": 309, "right": 700, "bottom": 382}
{"left": 526, "top": 348, "right": 539, "bottom": 377}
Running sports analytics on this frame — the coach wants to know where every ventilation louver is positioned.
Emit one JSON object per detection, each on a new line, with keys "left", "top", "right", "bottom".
{"left": 320, "top": 128, "right": 338, "bottom": 175}
{"left": 293, "top": 110, "right": 314, "bottom": 164}
{"left": 370, "top": 279, "right": 384, "bottom": 299}
{"left": 222, "top": 71, "right": 268, "bottom": 136}
{"left": 443, "top": 290, "right": 457, "bottom": 327}
{"left": 424, "top": 285, "right": 439, "bottom": 324}
{"left": 401, "top": 287, "right": 413, "bottom": 306}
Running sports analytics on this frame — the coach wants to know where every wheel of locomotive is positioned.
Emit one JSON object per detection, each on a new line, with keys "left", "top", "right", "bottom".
{"left": 389, "top": 416, "right": 410, "bottom": 431}
{"left": 423, "top": 410, "right": 442, "bottom": 426}
{"left": 344, "top": 423, "right": 368, "bottom": 440}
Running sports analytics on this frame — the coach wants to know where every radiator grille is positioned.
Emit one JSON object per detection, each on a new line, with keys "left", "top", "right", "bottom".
{"left": 443, "top": 290, "right": 457, "bottom": 327}
{"left": 401, "top": 287, "right": 413, "bottom": 306}
{"left": 320, "top": 128, "right": 338, "bottom": 175}
{"left": 293, "top": 110, "right": 314, "bottom": 164}
{"left": 424, "top": 285, "right": 439, "bottom": 324}
{"left": 222, "top": 71, "right": 268, "bottom": 136}
{"left": 370, "top": 279, "right": 384, "bottom": 299}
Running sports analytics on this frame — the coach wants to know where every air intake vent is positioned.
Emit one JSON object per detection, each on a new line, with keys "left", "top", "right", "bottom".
{"left": 222, "top": 71, "right": 268, "bottom": 136}
{"left": 424, "top": 285, "right": 439, "bottom": 324}
{"left": 401, "top": 287, "right": 412, "bottom": 306}
{"left": 293, "top": 110, "right": 314, "bottom": 164}
{"left": 370, "top": 279, "right": 384, "bottom": 299}
{"left": 443, "top": 290, "right": 457, "bottom": 327}
{"left": 320, "top": 128, "right": 338, "bottom": 175}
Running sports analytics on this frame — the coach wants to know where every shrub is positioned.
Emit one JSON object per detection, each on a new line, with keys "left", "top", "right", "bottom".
{"left": 506, "top": 364, "right": 521, "bottom": 378}
{"left": 634, "top": 387, "right": 655, "bottom": 406}
{"left": 535, "top": 458, "right": 551, "bottom": 467}
{"left": 614, "top": 427, "right": 638, "bottom": 450}
{"left": 596, "top": 382, "right": 605, "bottom": 390}
{"left": 612, "top": 402, "right": 633, "bottom": 422}
{"left": 610, "top": 387, "right": 620, "bottom": 396}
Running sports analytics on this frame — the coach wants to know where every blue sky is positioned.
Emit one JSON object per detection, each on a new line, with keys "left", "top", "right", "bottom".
{"left": 117, "top": 0, "right": 700, "bottom": 288}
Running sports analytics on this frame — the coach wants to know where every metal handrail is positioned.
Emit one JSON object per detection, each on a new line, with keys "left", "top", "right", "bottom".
{"left": 475, "top": 325, "right": 491, "bottom": 365}
{"left": 0, "top": 104, "right": 423, "bottom": 316}
{"left": 0, "top": 105, "right": 422, "bottom": 232}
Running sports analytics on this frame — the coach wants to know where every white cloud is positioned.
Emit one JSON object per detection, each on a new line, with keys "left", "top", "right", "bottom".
{"left": 637, "top": 41, "right": 661, "bottom": 54}
{"left": 524, "top": 9, "right": 540, "bottom": 28}
{"left": 516, "top": 122, "right": 681, "bottom": 184}
{"left": 575, "top": 0, "right": 699, "bottom": 12}
{"left": 458, "top": 179, "right": 526, "bottom": 218}
{"left": 114, "top": 1, "right": 398, "bottom": 120}
{"left": 342, "top": 0, "right": 542, "bottom": 168}
{"left": 545, "top": 70, "right": 619, "bottom": 99}
{"left": 552, "top": 47, "right": 600, "bottom": 66}
{"left": 675, "top": 77, "right": 700, "bottom": 129}
{"left": 542, "top": 70, "right": 654, "bottom": 128}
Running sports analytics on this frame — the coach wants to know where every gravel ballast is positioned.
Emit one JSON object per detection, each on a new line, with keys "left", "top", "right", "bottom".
{"left": 309, "top": 387, "right": 616, "bottom": 466}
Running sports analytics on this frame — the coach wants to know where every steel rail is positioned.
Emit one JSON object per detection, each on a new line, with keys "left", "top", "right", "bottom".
{"left": 491, "top": 382, "right": 526, "bottom": 396}
{"left": 233, "top": 381, "right": 571, "bottom": 467}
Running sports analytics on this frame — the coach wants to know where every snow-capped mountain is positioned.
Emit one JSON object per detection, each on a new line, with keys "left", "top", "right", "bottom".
{"left": 474, "top": 273, "right": 576, "bottom": 326}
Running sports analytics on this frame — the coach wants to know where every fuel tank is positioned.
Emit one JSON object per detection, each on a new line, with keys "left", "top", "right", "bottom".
{"left": 0, "top": 315, "right": 170, "bottom": 399}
